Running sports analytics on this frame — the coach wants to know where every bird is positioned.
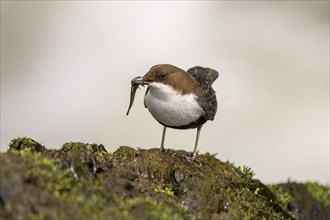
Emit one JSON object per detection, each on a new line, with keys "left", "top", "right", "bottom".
{"left": 127, "top": 64, "right": 218, "bottom": 159}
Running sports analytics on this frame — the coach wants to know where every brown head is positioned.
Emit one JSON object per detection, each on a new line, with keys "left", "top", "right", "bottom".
{"left": 135, "top": 64, "right": 199, "bottom": 95}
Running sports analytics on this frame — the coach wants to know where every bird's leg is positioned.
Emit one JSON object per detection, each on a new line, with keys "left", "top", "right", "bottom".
{"left": 160, "top": 126, "right": 166, "bottom": 151}
{"left": 192, "top": 125, "right": 202, "bottom": 159}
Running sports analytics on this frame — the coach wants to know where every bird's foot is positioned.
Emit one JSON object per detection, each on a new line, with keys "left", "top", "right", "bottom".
{"left": 183, "top": 151, "right": 198, "bottom": 161}
{"left": 160, "top": 146, "right": 165, "bottom": 152}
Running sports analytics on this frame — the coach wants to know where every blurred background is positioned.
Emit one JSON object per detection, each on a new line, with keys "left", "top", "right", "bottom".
{"left": 1, "top": 1, "right": 329, "bottom": 184}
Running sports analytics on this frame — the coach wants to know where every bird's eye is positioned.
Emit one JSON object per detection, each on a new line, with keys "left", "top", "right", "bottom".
{"left": 157, "top": 72, "right": 167, "bottom": 79}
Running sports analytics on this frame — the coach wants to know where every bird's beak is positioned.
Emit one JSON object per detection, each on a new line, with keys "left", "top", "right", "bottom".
{"left": 131, "top": 76, "right": 150, "bottom": 86}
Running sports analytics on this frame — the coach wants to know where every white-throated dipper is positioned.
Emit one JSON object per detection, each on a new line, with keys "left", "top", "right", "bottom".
{"left": 127, "top": 64, "right": 218, "bottom": 158}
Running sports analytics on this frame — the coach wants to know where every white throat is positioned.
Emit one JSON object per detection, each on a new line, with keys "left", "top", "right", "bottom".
{"left": 144, "top": 82, "right": 204, "bottom": 127}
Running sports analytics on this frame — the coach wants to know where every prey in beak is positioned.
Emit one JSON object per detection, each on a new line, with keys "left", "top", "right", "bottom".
{"left": 126, "top": 76, "right": 150, "bottom": 115}
{"left": 127, "top": 64, "right": 218, "bottom": 160}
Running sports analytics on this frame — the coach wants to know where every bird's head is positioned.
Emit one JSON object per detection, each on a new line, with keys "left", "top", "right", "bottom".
{"left": 131, "top": 64, "right": 198, "bottom": 95}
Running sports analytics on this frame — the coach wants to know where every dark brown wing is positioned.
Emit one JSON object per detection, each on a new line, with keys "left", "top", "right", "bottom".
{"left": 187, "top": 66, "right": 218, "bottom": 121}
{"left": 187, "top": 66, "right": 218, "bottom": 85}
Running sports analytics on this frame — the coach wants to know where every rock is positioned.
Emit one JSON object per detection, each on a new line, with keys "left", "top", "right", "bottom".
{"left": 0, "top": 137, "right": 329, "bottom": 219}
{"left": 8, "top": 137, "right": 46, "bottom": 152}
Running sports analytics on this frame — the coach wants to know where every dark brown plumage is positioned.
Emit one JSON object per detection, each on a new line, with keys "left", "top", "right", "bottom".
{"left": 127, "top": 64, "right": 219, "bottom": 158}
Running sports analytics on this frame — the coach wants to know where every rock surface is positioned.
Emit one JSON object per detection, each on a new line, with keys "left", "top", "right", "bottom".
{"left": 0, "top": 137, "right": 329, "bottom": 220}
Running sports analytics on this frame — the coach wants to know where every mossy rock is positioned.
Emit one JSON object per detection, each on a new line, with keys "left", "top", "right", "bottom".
{"left": 113, "top": 146, "right": 138, "bottom": 158}
{"left": 1, "top": 137, "right": 329, "bottom": 220}
{"left": 61, "top": 142, "right": 107, "bottom": 153}
{"left": 8, "top": 137, "right": 46, "bottom": 152}
{"left": 269, "top": 182, "right": 330, "bottom": 220}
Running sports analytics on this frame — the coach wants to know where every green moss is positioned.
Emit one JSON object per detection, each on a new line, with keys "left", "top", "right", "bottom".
{"left": 269, "top": 182, "right": 330, "bottom": 220}
{"left": 268, "top": 184, "right": 297, "bottom": 218}
{"left": 1, "top": 150, "right": 75, "bottom": 219}
{"left": 305, "top": 181, "right": 330, "bottom": 208}
{"left": 155, "top": 186, "right": 175, "bottom": 196}
{"left": 11, "top": 149, "right": 73, "bottom": 194}
{"left": 113, "top": 146, "right": 139, "bottom": 158}
{"left": 8, "top": 137, "right": 45, "bottom": 152}
{"left": 123, "top": 196, "right": 185, "bottom": 220}
{"left": 1, "top": 137, "right": 328, "bottom": 220}
{"left": 61, "top": 142, "right": 107, "bottom": 154}
{"left": 238, "top": 165, "right": 256, "bottom": 180}
{"left": 268, "top": 185, "right": 293, "bottom": 206}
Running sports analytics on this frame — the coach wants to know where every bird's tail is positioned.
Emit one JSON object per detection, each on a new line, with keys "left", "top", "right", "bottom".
{"left": 187, "top": 66, "right": 219, "bottom": 85}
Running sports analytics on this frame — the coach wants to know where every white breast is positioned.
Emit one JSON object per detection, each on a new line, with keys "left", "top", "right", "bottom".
{"left": 144, "top": 82, "right": 204, "bottom": 127}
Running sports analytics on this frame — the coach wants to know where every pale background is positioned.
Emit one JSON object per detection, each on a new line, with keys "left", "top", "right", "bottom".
{"left": 1, "top": 1, "right": 329, "bottom": 184}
